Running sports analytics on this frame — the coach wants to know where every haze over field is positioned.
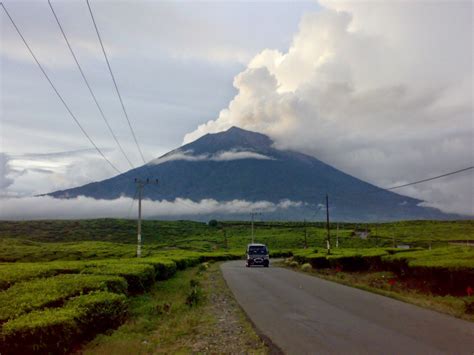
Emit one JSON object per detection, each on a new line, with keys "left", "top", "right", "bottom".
{"left": 1, "top": 0, "right": 473, "bottom": 218}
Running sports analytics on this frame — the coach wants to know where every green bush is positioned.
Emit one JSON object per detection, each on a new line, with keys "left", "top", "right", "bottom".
{"left": 186, "top": 280, "right": 204, "bottom": 307}
{"left": 0, "top": 274, "right": 127, "bottom": 323}
{"left": 208, "top": 219, "right": 218, "bottom": 227}
{"left": 383, "top": 247, "right": 474, "bottom": 269}
{"left": 0, "top": 291, "right": 127, "bottom": 354}
{"left": 270, "top": 250, "right": 293, "bottom": 258}
{"left": 131, "top": 257, "right": 177, "bottom": 280}
{"left": 0, "top": 261, "right": 83, "bottom": 291}
{"left": 465, "top": 298, "right": 474, "bottom": 314}
{"left": 301, "top": 263, "right": 312, "bottom": 272}
{"left": 198, "top": 262, "right": 209, "bottom": 272}
{"left": 289, "top": 261, "right": 299, "bottom": 268}
{"left": 81, "top": 262, "right": 155, "bottom": 293}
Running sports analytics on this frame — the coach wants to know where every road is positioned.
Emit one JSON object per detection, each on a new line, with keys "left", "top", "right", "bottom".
{"left": 221, "top": 260, "right": 474, "bottom": 355}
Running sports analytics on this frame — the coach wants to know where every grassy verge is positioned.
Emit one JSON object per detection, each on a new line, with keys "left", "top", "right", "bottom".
{"left": 82, "top": 262, "right": 267, "bottom": 354}
{"left": 280, "top": 260, "right": 474, "bottom": 322}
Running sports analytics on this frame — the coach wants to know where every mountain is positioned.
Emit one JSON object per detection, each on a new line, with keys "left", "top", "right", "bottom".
{"left": 49, "top": 127, "right": 454, "bottom": 221}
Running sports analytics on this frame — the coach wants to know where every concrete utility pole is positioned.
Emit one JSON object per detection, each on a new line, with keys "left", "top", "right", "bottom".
{"left": 326, "top": 194, "right": 331, "bottom": 254}
{"left": 223, "top": 228, "right": 228, "bottom": 249}
{"left": 304, "top": 218, "right": 308, "bottom": 249}
{"left": 134, "top": 178, "right": 158, "bottom": 257}
{"left": 250, "top": 212, "right": 261, "bottom": 244}
{"left": 336, "top": 222, "right": 339, "bottom": 248}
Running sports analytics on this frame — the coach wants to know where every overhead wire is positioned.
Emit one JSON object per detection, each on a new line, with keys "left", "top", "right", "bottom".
{"left": 85, "top": 0, "right": 147, "bottom": 165}
{"left": 0, "top": 2, "right": 121, "bottom": 174}
{"left": 385, "top": 166, "right": 473, "bottom": 191}
{"left": 324, "top": 165, "right": 474, "bottom": 202}
{"left": 48, "top": 0, "right": 135, "bottom": 170}
{"left": 312, "top": 165, "right": 473, "bottom": 221}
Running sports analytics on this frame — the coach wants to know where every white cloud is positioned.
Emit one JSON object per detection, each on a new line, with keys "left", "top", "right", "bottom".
{"left": 0, "top": 153, "right": 15, "bottom": 192}
{"left": 1, "top": 150, "right": 119, "bottom": 197}
{"left": 184, "top": 1, "right": 474, "bottom": 215}
{"left": 150, "top": 149, "right": 274, "bottom": 165}
{"left": 0, "top": 196, "right": 302, "bottom": 220}
{"left": 213, "top": 150, "right": 273, "bottom": 161}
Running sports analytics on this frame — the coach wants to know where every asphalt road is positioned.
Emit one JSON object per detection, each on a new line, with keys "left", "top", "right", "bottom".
{"left": 221, "top": 260, "right": 474, "bottom": 355}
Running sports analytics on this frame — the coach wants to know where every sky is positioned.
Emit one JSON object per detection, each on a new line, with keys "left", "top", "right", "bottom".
{"left": 1, "top": 0, "right": 473, "bottom": 218}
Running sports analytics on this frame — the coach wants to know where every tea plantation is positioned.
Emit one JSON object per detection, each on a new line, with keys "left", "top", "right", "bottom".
{"left": 0, "top": 219, "right": 472, "bottom": 352}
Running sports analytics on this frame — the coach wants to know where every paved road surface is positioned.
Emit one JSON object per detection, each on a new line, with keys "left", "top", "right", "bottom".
{"left": 221, "top": 260, "right": 474, "bottom": 355}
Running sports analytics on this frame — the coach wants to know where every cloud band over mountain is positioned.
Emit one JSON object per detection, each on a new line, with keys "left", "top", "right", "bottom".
{"left": 0, "top": 196, "right": 302, "bottom": 220}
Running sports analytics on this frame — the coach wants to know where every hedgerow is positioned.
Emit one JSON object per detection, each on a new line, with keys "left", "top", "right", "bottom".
{"left": 382, "top": 247, "right": 474, "bottom": 269}
{"left": 291, "top": 247, "right": 474, "bottom": 296}
{"left": 0, "top": 261, "right": 84, "bottom": 291}
{"left": 81, "top": 262, "right": 155, "bottom": 293}
{"left": 0, "top": 250, "right": 247, "bottom": 353}
{"left": 130, "top": 257, "right": 177, "bottom": 280}
{"left": 0, "top": 274, "right": 127, "bottom": 323}
{"left": 0, "top": 291, "right": 127, "bottom": 354}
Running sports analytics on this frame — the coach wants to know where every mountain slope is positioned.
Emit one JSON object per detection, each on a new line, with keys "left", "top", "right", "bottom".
{"left": 49, "top": 127, "right": 453, "bottom": 221}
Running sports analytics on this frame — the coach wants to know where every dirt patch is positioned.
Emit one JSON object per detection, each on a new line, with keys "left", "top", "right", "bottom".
{"left": 189, "top": 263, "right": 268, "bottom": 353}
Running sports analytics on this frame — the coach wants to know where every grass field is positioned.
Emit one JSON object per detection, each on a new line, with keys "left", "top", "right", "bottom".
{"left": 0, "top": 218, "right": 472, "bottom": 352}
{"left": 0, "top": 219, "right": 472, "bottom": 262}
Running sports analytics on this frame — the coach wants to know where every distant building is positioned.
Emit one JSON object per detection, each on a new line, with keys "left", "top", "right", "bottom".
{"left": 353, "top": 230, "right": 370, "bottom": 239}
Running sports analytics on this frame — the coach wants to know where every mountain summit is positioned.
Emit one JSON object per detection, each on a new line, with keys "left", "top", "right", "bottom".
{"left": 49, "top": 127, "right": 452, "bottom": 221}
{"left": 181, "top": 126, "right": 274, "bottom": 154}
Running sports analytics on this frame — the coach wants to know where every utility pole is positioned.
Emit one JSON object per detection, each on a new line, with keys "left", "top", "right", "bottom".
{"left": 134, "top": 178, "right": 158, "bottom": 257}
{"left": 304, "top": 219, "right": 308, "bottom": 249}
{"left": 326, "top": 194, "right": 331, "bottom": 254}
{"left": 336, "top": 222, "right": 339, "bottom": 248}
{"left": 223, "top": 228, "right": 228, "bottom": 249}
{"left": 392, "top": 225, "right": 396, "bottom": 248}
{"left": 250, "top": 212, "right": 261, "bottom": 244}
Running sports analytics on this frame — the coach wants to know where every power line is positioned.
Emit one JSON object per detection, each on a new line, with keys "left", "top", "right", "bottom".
{"left": 386, "top": 166, "right": 474, "bottom": 190}
{"left": 0, "top": 2, "right": 120, "bottom": 174}
{"left": 48, "top": 0, "right": 135, "bottom": 170}
{"left": 85, "top": 0, "right": 147, "bottom": 165}
{"left": 314, "top": 165, "right": 473, "bottom": 220}
{"left": 327, "top": 165, "right": 474, "bottom": 203}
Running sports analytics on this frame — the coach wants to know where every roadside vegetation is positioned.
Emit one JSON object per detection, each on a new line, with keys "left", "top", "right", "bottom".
{"left": 0, "top": 251, "right": 243, "bottom": 353}
{"left": 0, "top": 218, "right": 472, "bottom": 352}
{"left": 83, "top": 262, "right": 267, "bottom": 354}
{"left": 285, "top": 246, "right": 474, "bottom": 320}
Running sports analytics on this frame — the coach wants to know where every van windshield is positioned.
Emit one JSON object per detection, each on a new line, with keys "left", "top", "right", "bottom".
{"left": 248, "top": 246, "right": 267, "bottom": 255}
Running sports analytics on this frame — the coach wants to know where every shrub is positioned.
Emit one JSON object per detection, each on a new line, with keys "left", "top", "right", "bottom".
{"left": 131, "top": 257, "right": 177, "bottom": 280}
{"left": 301, "top": 263, "right": 312, "bottom": 272}
{"left": 198, "top": 262, "right": 209, "bottom": 272}
{"left": 289, "top": 261, "right": 299, "bottom": 268}
{"left": 0, "top": 291, "right": 127, "bottom": 354}
{"left": 208, "top": 219, "right": 219, "bottom": 227}
{"left": 0, "top": 261, "right": 83, "bottom": 291}
{"left": 0, "top": 274, "right": 127, "bottom": 323}
{"left": 190, "top": 279, "right": 200, "bottom": 288}
{"left": 186, "top": 287, "right": 204, "bottom": 307}
{"left": 270, "top": 250, "right": 293, "bottom": 258}
{"left": 81, "top": 262, "right": 155, "bottom": 293}
{"left": 464, "top": 298, "right": 474, "bottom": 314}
